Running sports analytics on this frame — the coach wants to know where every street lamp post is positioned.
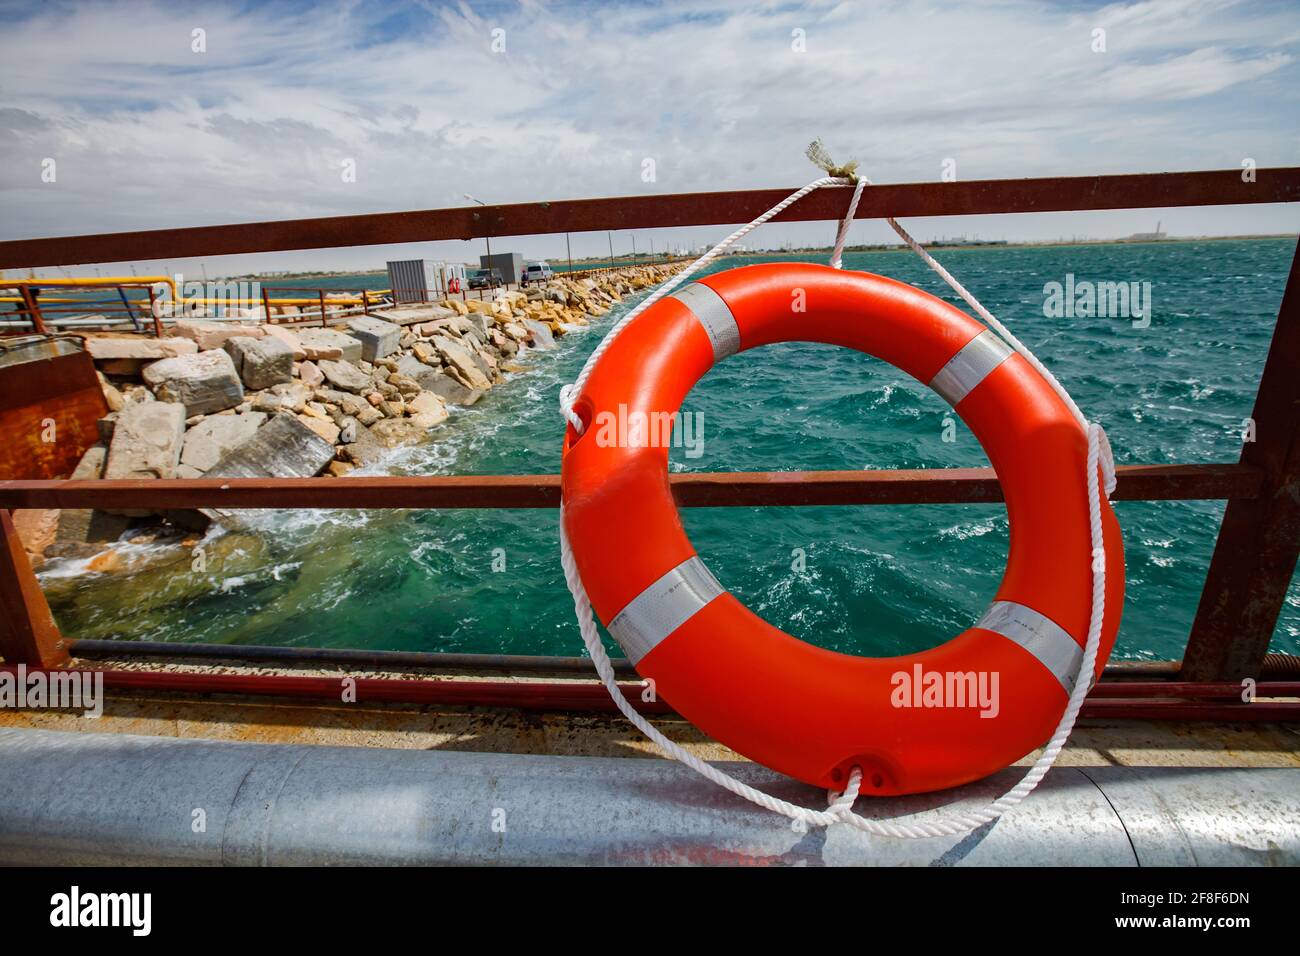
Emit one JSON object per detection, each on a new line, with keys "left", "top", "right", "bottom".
{"left": 465, "top": 194, "right": 495, "bottom": 289}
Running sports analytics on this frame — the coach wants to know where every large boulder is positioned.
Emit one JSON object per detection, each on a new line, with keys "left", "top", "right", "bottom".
{"left": 406, "top": 390, "right": 449, "bottom": 428}
{"left": 522, "top": 319, "right": 555, "bottom": 349}
{"left": 339, "top": 424, "right": 387, "bottom": 466}
{"left": 296, "top": 414, "right": 340, "bottom": 445}
{"left": 85, "top": 337, "right": 198, "bottom": 361}
{"left": 296, "top": 328, "right": 363, "bottom": 362}
{"left": 317, "top": 359, "right": 372, "bottom": 394}
{"left": 261, "top": 324, "right": 307, "bottom": 360}
{"left": 410, "top": 341, "right": 442, "bottom": 366}
{"left": 424, "top": 370, "right": 483, "bottom": 406}
{"left": 431, "top": 335, "right": 491, "bottom": 390}
{"left": 224, "top": 335, "right": 294, "bottom": 389}
{"left": 103, "top": 401, "right": 187, "bottom": 491}
{"left": 250, "top": 381, "right": 313, "bottom": 414}
{"left": 489, "top": 328, "right": 518, "bottom": 357}
{"left": 346, "top": 317, "right": 402, "bottom": 362}
{"left": 86, "top": 336, "right": 199, "bottom": 375}
{"left": 173, "top": 320, "right": 265, "bottom": 351}
{"left": 54, "top": 444, "right": 134, "bottom": 545}
{"left": 315, "top": 388, "right": 371, "bottom": 418}
{"left": 369, "top": 305, "right": 458, "bottom": 327}
{"left": 206, "top": 413, "right": 335, "bottom": 480}
{"left": 369, "top": 418, "right": 430, "bottom": 449}
{"left": 142, "top": 349, "right": 244, "bottom": 415}
{"left": 297, "top": 360, "right": 324, "bottom": 388}
{"left": 394, "top": 353, "right": 446, "bottom": 391}
{"left": 180, "top": 412, "right": 267, "bottom": 473}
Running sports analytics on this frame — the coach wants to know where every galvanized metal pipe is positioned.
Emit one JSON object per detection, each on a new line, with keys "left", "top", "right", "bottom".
{"left": 0, "top": 729, "right": 1295, "bottom": 866}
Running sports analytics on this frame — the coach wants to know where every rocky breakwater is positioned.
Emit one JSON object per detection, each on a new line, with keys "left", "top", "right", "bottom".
{"left": 30, "top": 262, "right": 685, "bottom": 570}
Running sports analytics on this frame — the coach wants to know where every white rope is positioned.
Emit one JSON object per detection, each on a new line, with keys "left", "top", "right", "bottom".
{"left": 829, "top": 177, "right": 867, "bottom": 270}
{"left": 559, "top": 176, "right": 843, "bottom": 434}
{"left": 556, "top": 154, "right": 1116, "bottom": 838}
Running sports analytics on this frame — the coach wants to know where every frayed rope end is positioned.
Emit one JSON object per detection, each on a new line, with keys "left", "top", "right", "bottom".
{"left": 806, "top": 138, "right": 859, "bottom": 183}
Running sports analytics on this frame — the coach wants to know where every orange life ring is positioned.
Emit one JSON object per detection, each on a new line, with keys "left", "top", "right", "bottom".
{"left": 561, "top": 263, "right": 1124, "bottom": 796}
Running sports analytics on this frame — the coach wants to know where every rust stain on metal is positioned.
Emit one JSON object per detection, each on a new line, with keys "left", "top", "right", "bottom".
{"left": 0, "top": 462, "right": 1263, "bottom": 511}
{"left": 0, "top": 343, "right": 106, "bottom": 480}
{"left": 1, "top": 169, "right": 1296, "bottom": 270}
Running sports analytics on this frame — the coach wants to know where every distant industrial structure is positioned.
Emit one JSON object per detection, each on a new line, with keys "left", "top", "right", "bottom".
{"left": 932, "top": 235, "right": 1008, "bottom": 247}
{"left": 480, "top": 252, "right": 524, "bottom": 285}
{"left": 1127, "top": 221, "right": 1168, "bottom": 241}
{"left": 385, "top": 259, "right": 467, "bottom": 303}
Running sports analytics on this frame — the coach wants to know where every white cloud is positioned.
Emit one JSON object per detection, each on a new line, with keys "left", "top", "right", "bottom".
{"left": 0, "top": 0, "right": 1296, "bottom": 275}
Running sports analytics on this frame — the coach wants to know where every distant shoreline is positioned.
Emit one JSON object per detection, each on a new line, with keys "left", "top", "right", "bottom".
{"left": 740, "top": 232, "right": 1298, "bottom": 257}
{"left": 220, "top": 233, "right": 1296, "bottom": 281}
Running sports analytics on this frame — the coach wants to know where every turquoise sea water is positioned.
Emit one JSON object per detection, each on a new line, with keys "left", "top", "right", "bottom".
{"left": 40, "top": 239, "right": 1300, "bottom": 661}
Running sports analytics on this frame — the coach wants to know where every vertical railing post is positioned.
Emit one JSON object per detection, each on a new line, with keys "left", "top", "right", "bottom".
{"left": 147, "top": 285, "right": 162, "bottom": 337}
{"left": 117, "top": 285, "right": 141, "bottom": 332}
{"left": 262, "top": 286, "right": 273, "bottom": 324}
{"left": 0, "top": 510, "right": 68, "bottom": 668}
{"left": 19, "top": 287, "right": 45, "bottom": 335}
{"left": 318, "top": 290, "right": 327, "bottom": 326}
{"left": 361, "top": 289, "right": 370, "bottom": 316}
{"left": 1183, "top": 239, "right": 1300, "bottom": 681}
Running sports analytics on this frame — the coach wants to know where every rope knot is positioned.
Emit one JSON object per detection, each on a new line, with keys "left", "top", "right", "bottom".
{"left": 806, "top": 138, "right": 859, "bottom": 183}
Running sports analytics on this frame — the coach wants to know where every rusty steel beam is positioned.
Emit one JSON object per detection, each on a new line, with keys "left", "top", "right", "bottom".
{"left": 0, "top": 666, "right": 670, "bottom": 714}
{"left": 0, "top": 511, "right": 68, "bottom": 668}
{"left": 1184, "top": 240, "right": 1300, "bottom": 682}
{"left": 1, "top": 169, "right": 1296, "bottom": 269}
{"left": 1084, "top": 681, "right": 1299, "bottom": 699}
{"left": 0, "top": 462, "right": 1261, "bottom": 511}
{"left": 2, "top": 666, "right": 1296, "bottom": 720}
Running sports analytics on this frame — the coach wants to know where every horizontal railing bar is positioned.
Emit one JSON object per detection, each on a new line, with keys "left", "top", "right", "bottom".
{"left": 4, "top": 666, "right": 1297, "bottom": 720}
{"left": 69, "top": 639, "right": 640, "bottom": 675}
{"left": 53, "top": 639, "right": 1183, "bottom": 680}
{"left": 2, "top": 169, "right": 1296, "bottom": 269}
{"left": 0, "top": 463, "right": 1260, "bottom": 510}
{"left": 57, "top": 640, "right": 1300, "bottom": 681}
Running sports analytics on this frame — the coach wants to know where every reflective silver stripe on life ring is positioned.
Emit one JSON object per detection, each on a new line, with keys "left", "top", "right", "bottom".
{"left": 606, "top": 556, "right": 726, "bottom": 664}
{"left": 974, "top": 600, "right": 1085, "bottom": 695}
{"left": 668, "top": 283, "right": 741, "bottom": 362}
{"left": 928, "top": 330, "right": 1013, "bottom": 406}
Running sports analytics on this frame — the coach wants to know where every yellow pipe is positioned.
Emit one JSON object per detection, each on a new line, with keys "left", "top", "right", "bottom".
{"left": 0, "top": 296, "right": 89, "bottom": 303}
{"left": 1, "top": 295, "right": 386, "bottom": 306}
{"left": 0, "top": 276, "right": 179, "bottom": 301}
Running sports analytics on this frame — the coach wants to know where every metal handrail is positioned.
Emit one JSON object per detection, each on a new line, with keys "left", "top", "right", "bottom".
{"left": 0, "top": 168, "right": 1295, "bottom": 703}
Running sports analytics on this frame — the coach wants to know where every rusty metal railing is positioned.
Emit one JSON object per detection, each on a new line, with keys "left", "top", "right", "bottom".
{"left": 0, "top": 169, "right": 1296, "bottom": 718}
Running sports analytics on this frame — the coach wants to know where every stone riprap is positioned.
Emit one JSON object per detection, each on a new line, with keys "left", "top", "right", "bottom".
{"left": 224, "top": 336, "right": 295, "bottom": 390}
{"left": 296, "top": 327, "right": 363, "bottom": 362}
{"left": 346, "top": 316, "right": 401, "bottom": 362}
{"left": 59, "top": 261, "right": 685, "bottom": 542}
{"left": 142, "top": 350, "right": 244, "bottom": 416}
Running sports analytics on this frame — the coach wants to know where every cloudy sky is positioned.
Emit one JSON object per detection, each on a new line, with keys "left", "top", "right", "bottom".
{"left": 1, "top": 0, "right": 1297, "bottom": 276}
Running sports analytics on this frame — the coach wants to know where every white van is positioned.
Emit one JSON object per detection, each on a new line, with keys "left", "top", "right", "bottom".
{"left": 522, "top": 261, "right": 554, "bottom": 286}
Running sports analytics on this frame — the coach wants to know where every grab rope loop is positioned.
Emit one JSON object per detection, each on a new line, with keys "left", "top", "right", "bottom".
{"left": 557, "top": 142, "right": 1116, "bottom": 839}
